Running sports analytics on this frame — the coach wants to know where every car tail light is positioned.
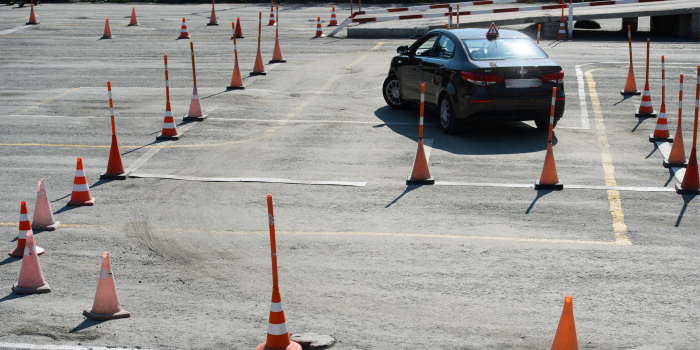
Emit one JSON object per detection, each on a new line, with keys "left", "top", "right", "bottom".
{"left": 461, "top": 71, "right": 504, "bottom": 86}
{"left": 541, "top": 70, "right": 564, "bottom": 84}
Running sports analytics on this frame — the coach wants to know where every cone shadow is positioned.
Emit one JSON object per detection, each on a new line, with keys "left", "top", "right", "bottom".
{"left": 385, "top": 185, "right": 422, "bottom": 208}
{"left": 121, "top": 141, "right": 159, "bottom": 156}
{"left": 675, "top": 194, "right": 696, "bottom": 227}
{"left": 645, "top": 143, "right": 659, "bottom": 159}
{"left": 631, "top": 117, "right": 652, "bottom": 133}
{"left": 53, "top": 205, "right": 82, "bottom": 216}
{"left": 0, "top": 292, "right": 29, "bottom": 303}
{"left": 525, "top": 189, "right": 553, "bottom": 214}
{"left": 0, "top": 256, "right": 20, "bottom": 267}
{"left": 70, "top": 318, "right": 104, "bottom": 333}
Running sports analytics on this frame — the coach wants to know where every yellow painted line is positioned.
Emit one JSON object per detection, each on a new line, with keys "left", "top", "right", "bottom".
{"left": 0, "top": 53, "right": 373, "bottom": 150}
{"left": 585, "top": 69, "right": 631, "bottom": 246}
{"left": 370, "top": 41, "right": 413, "bottom": 51}
{"left": 0, "top": 222, "right": 624, "bottom": 246}
{"left": 11, "top": 88, "right": 80, "bottom": 115}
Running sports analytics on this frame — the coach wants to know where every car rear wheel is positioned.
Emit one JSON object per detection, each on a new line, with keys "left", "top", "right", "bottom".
{"left": 439, "top": 95, "right": 460, "bottom": 134}
{"left": 535, "top": 119, "right": 558, "bottom": 131}
{"left": 383, "top": 74, "right": 410, "bottom": 109}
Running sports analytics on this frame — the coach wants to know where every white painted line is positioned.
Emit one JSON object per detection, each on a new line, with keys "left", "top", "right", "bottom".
{"left": 575, "top": 65, "right": 591, "bottom": 130}
{"left": 124, "top": 123, "right": 196, "bottom": 173}
{"left": 207, "top": 118, "right": 438, "bottom": 126}
{"left": 423, "top": 139, "right": 434, "bottom": 162}
{"left": 0, "top": 343, "right": 153, "bottom": 350}
{"left": 128, "top": 173, "right": 367, "bottom": 187}
{"left": 656, "top": 141, "right": 685, "bottom": 183}
{"left": 0, "top": 25, "right": 29, "bottom": 35}
{"left": 434, "top": 181, "right": 675, "bottom": 192}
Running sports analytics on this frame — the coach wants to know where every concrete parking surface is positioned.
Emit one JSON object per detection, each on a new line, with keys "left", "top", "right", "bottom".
{"left": 0, "top": 3, "right": 698, "bottom": 350}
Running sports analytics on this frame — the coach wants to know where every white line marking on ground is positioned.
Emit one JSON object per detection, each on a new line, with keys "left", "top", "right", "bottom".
{"left": 656, "top": 141, "right": 685, "bottom": 182}
{"left": 124, "top": 123, "right": 196, "bottom": 173}
{"left": 207, "top": 118, "right": 438, "bottom": 125}
{"left": 128, "top": 173, "right": 367, "bottom": 187}
{"left": 434, "top": 181, "right": 675, "bottom": 192}
{"left": 0, "top": 343, "right": 153, "bottom": 350}
{"left": 423, "top": 139, "right": 433, "bottom": 162}
{"left": 575, "top": 64, "right": 591, "bottom": 130}
{"left": 0, "top": 25, "right": 30, "bottom": 35}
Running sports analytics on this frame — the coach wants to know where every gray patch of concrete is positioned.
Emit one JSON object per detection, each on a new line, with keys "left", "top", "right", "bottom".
{"left": 290, "top": 333, "right": 336, "bottom": 349}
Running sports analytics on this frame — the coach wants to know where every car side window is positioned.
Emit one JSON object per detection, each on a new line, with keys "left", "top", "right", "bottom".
{"left": 413, "top": 35, "right": 439, "bottom": 57}
{"left": 432, "top": 35, "right": 456, "bottom": 59}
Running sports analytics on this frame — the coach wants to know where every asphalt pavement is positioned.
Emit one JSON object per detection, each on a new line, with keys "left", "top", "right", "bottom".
{"left": 0, "top": 4, "right": 698, "bottom": 350}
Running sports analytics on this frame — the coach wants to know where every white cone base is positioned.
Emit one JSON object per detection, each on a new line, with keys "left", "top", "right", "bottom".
{"left": 84, "top": 308, "right": 131, "bottom": 321}
{"left": 13, "top": 282, "right": 51, "bottom": 295}
{"left": 33, "top": 221, "right": 61, "bottom": 231}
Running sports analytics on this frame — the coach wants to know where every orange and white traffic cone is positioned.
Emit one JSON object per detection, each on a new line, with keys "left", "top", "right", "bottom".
{"left": 184, "top": 42, "right": 207, "bottom": 121}
{"left": 676, "top": 66, "right": 700, "bottom": 194}
{"left": 314, "top": 16, "right": 323, "bottom": 38}
{"left": 26, "top": 0, "right": 39, "bottom": 25}
{"left": 269, "top": 5, "right": 285, "bottom": 64}
{"left": 101, "top": 81, "right": 130, "bottom": 179}
{"left": 665, "top": 74, "right": 687, "bottom": 168}
{"left": 9, "top": 201, "right": 45, "bottom": 258}
{"left": 178, "top": 17, "right": 191, "bottom": 39}
{"left": 328, "top": 7, "right": 338, "bottom": 26}
{"left": 67, "top": 158, "right": 96, "bottom": 206}
{"left": 556, "top": 21, "right": 567, "bottom": 40}
{"left": 234, "top": 17, "right": 244, "bottom": 39}
{"left": 84, "top": 252, "right": 131, "bottom": 320}
{"left": 157, "top": 55, "right": 182, "bottom": 140}
{"left": 207, "top": 0, "right": 218, "bottom": 26}
{"left": 621, "top": 25, "right": 641, "bottom": 95}
{"left": 101, "top": 18, "right": 113, "bottom": 39}
{"left": 650, "top": 55, "right": 672, "bottom": 142}
{"left": 12, "top": 231, "right": 50, "bottom": 294}
{"left": 550, "top": 296, "right": 579, "bottom": 350}
{"left": 407, "top": 84, "right": 434, "bottom": 185}
{"left": 32, "top": 180, "right": 60, "bottom": 231}
{"left": 535, "top": 87, "right": 563, "bottom": 190}
{"left": 227, "top": 22, "right": 245, "bottom": 90}
{"left": 251, "top": 12, "right": 266, "bottom": 76}
{"left": 256, "top": 196, "right": 302, "bottom": 350}
{"left": 128, "top": 7, "right": 139, "bottom": 26}
{"left": 635, "top": 39, "right": 656, "bottom": 117}
{"left": 267, "top": 0, "right": 276, "bottom": 26}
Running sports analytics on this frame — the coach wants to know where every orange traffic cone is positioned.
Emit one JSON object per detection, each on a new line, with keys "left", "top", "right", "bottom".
{"left": 227, "top": 22, "right": 245, "bottom": 90}
{"left": 157, "top": 102, "right": 181, "bottom": 140}
{"left": 269, "top": 6, "right": 285, "bottom": 64}
{"left": 32, "top": 180, "right": 60, "bottom": 231}
{"left": 128, "top": 7, "right": 139, "bottom": 26}
{"left": 251, "top": 12, "right": 266, "bottom": 76}
{"left": 12, "top": 231, "right": 50, "bottom": 294}
{"left": 67, "top": 158, "right": 95, "bottom": 206}
{"left": 665, "top": 74, "right": 687, "bottom": 168}
{"left": 328, "top": 7, "right": 338, "bottom": 26}
{"left": 234, "top": 17, "right": 244, "bottom": 38}
{"left": 9, "top": 201, "right": 45, "bottom": 258}
{"left": 178, "top": 17, "right": 191, "bottom": 39}
{"left": 101, "top": 81, "right": 130, "bottom": 179}
{"left": 101, "top": 18, "right": 113, "bottom": 39}
{"left": 207, "top": 0, "right": 218, "bottom": 26}
{"left": 635, "top": 39, "right": 656, "bottom": 117}
{"left": 621, "top": 25, "right": 641, "bottom": 95}
{"left": 84, "top": 252, "right": 131, "bottom": 320}
{"left": 550, "top": 296, "right": 579, "bottom": 350}
{"left": 184, "top": 42, "right": 207, "bottom": 122}
{"left": 267, "top": 0, "right": 276, "bottom": 26}
{"left": 535, "top": 87, "right": 563, "bottom": 190}
{"left": 407, "top": 83, "right": 434, "bottom": 185}
{"left": 677, "top": 149, "right": 699, "bottom": 194}
{"left": 256, "top": 195, "right": 302, "bottom": 350}
{"left": 26, "top": 0, "right": 39, "bottom": 25}
{"left": 556, "top": 21, "right": 567, "bottom": 40}
{"left": 314, "top": 16, "right": 323, "bottom": 38}
{"left": 650, "top": 56, "right": 672, "bottom": 142}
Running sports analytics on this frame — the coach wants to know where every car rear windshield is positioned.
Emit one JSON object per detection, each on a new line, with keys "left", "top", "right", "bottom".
{"left": 463, "top": 38, "right": 547, "bottom": 61}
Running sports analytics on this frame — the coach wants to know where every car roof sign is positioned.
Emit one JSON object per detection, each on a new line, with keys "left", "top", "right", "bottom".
{"left": 486, "top": 22, "right": 499, "bottom": 41}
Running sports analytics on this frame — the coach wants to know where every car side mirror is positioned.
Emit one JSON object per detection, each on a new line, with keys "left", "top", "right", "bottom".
{"left": 397, "top": 46, "right": 408, "bottom": 55}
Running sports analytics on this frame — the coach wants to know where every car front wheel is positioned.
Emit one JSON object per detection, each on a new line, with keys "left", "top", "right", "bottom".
{"left": 439, "top": 95, "right": 460, "bottom": 134}
{"left": 382, "top": 74, "right": 410, "bottom": 109}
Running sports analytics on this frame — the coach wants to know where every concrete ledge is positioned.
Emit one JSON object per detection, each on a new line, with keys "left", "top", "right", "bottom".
{"left": 347, "top": 27, "right": 428, "bottom": 39}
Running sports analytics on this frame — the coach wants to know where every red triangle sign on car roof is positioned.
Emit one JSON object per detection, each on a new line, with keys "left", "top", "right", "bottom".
{"left": 487, "top": 23, "right": 499, "bottom": 35}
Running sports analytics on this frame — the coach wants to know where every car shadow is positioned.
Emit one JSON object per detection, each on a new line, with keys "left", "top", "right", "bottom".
{"left": 373, "top": 105, "right": 557, "bottom": 155}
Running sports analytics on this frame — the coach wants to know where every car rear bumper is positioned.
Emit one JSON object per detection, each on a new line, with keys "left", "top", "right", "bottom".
{"left": 456, "top": 91, "right": 565, "bottom": 122}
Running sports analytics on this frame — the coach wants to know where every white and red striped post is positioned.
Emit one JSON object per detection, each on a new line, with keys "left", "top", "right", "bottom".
{"left": 456, "top": 4, "right": 459, "bottom": 28}
{"left": 420, "top": 83, "right": 425, "bottom": 140}
{"left": 537, "top": 24, "right": 541, "bottom": 45}
{"left": 677, "top": 68, "right": 700, "bottom": 193}
{"left": 650, "top": 55, "right": 672, "bottom": 141}
{"left": 448, "top": 7, "right": 453, "bottom": 28}
{"left": 268, "top": 0, "right": 276, "bottom": 26}
{"left": 156, "top": 55, "right": 181, "bottom": 140}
